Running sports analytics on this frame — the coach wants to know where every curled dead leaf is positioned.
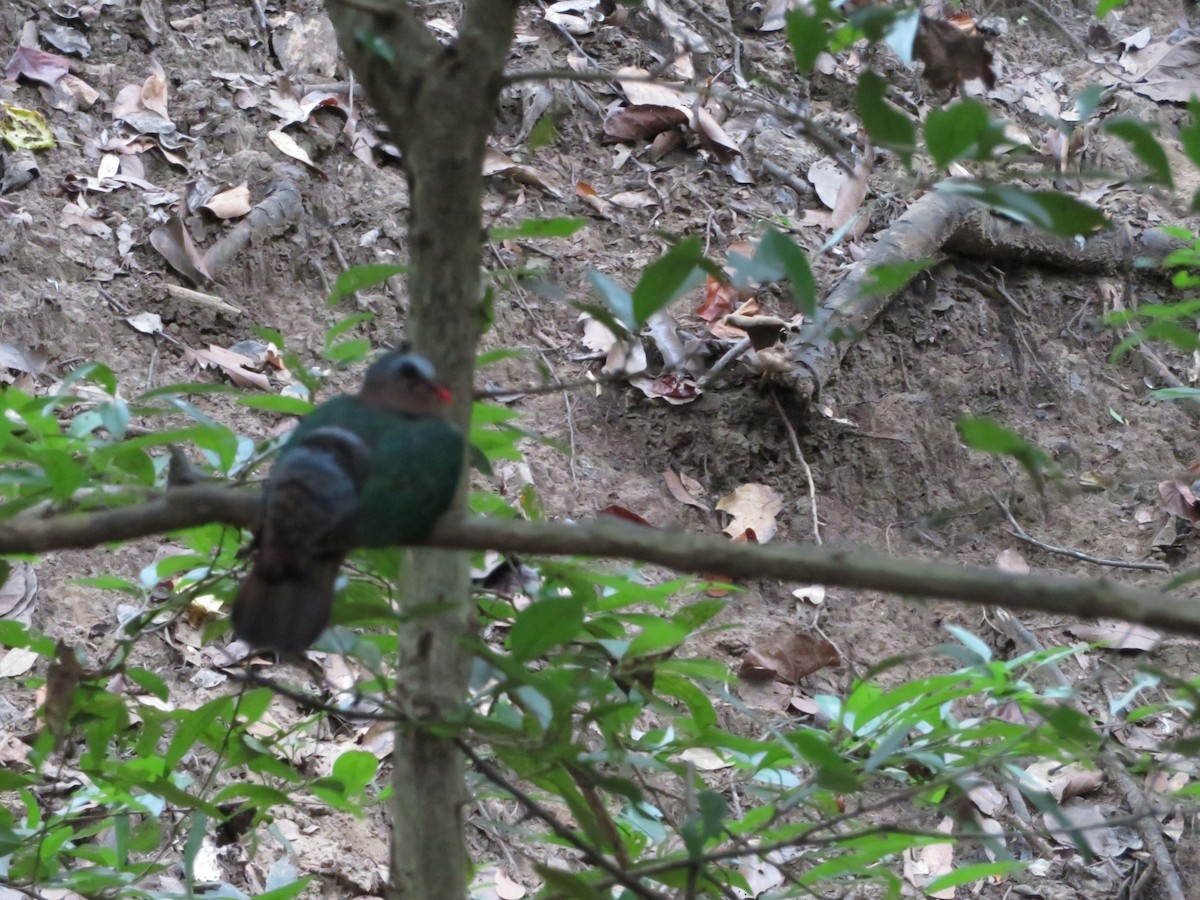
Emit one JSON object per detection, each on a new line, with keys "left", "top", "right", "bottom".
{"left": 740, "top": 627, "right": 840, "bottom": 683}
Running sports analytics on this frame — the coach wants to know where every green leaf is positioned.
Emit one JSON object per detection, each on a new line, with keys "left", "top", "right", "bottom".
{"left": 857, "top": 259, "right": 936, "bottom": 297}
{"left": 235, "top": 394, "right": 315, "bottom": 415}
{"left": 323, "top": 312, "right": 376, "bottom": 349}
{"left": 331, "top": 750, "right": 379, "bottom": 796}
{"left": 509, "top": 596, "right": 586, "bottom": 662}
{"left": 1181, "top": 99, "right": 1200, "bottom": 169}
{"left": 489, "top": 217, "right": 588, "bottom": 241}
{"left": 1103, "top": 118, "right": 1172, "bottom": 187}
{"left": 680, "top": 789, "right": 726, "bottom": 856}
{"left": 927, "top": 861, "right": 1027, "bottom": 892}
{"left": 924, "top": 100, "right": 1004, "bottom": 168}
{"left": 756, "top": 229, "right": 817, "bottom": 314}
{"left": 587, "top": 271, "right": 635, "bottom": 330}
{"left": 856, "top": 72, "right": 915, "bottom": 166}
{"left": 632, "top": 237, "right": 705, "bottom": 326}
{"left": 527, "top": 114, "right": 559, "bottom": 150}
{"left": 98, "top": 398, "right": 131, "bottom": 440}
{"left": 937, "top": 181, "right": 1109, "bottom": 237}
{"left": 785, "top": 9, "right": 829, "bottom": 73}
{"left": 38, "top": 450, "right": 86, "bottom": 500}
{"left": 125, "top": 667, "right": 170, "bottom": 702}
{"left": 1094, "top": 0, "right": 1127, "bottom": 17}
{"left": 328, "top": 264, "right": 407, "bottom": 304}
{"left": 255, "top": 877, "right": 313, "bottom": 900}
{"left": 956, "top": 417, "right": 1052, "bottom": 487}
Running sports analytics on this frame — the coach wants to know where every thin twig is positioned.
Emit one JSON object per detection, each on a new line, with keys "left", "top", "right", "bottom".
{"left": 456, "top": 740, "right": 667, "bottom": 900}
{"left": 994, "top": 497, "right": 1169, "bottom": 573}
{"left": 772, "top": 392, "right": 821, "bottom": 544}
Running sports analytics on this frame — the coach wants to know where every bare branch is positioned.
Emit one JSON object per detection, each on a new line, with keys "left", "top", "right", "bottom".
{"left": 0, "top": 487, "right": 1190, "bottom": 636}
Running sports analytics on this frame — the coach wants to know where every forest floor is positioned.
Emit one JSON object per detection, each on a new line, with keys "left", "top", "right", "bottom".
{"left": 3, "top": 0, "right": 1200, "bottom": 896}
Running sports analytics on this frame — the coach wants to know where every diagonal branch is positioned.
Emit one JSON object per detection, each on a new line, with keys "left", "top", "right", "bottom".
{"left": 0, "top": 486, "right": 1191, "bottom": 636}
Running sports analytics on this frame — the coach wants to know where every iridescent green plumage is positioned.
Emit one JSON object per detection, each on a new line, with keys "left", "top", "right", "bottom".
{"left": 232, "top": 351, "right": 463, "bottom": 651}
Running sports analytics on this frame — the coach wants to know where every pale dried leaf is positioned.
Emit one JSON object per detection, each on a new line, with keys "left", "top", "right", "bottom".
{"left": 995, "top": 548, "right": 1029, "bottom": 574}
{"left": 792, "top": 585, "right": 826, "bottom": 606}
{"left": 0, "top": 563, "right": 37, "bottom": 620}
{"left": 717, "top": 483, "right": 783, "bottom": 542}
{"left": 808, "top": 158, "right": 846, "bottom": 210}
{"left": 0, "top": 647, "right": 38, "bottom": 678}
{"left": 678, "top": 747, "right": 732, "bottom": 770}
{"left": 187, "top": 345, "right": 271, "bottom": 390}
{"left": 579, "top": 314, "right": 618, "bottom": 353}
{"left": 267, "top": 129, "right": 322, "bottom": 174}
{"left": 126, "top": 312, "right": 163, "bottom": 335}
{"left": 201, "top": 183, "right": 251, "bottom": 219}
{"left": 141, "top": 65, "right": 169, "bottom": 118}
{"left": 494, "top": 871, "right": 526, "bottom": 900}
{"left": 616, "top": 67, "right": 686, "bottom": 108}
{"left": 738, "top": 857, "right": 784, "bottom": 895}
{"left": 1067, "top": 621, "right": 1162, "bottom": 652}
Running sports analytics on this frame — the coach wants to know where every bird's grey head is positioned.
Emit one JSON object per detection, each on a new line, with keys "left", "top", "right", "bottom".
{"left": 360, "top": 350, "right": 452, "bottom": 415}
{"left": 365, "top": 351, "right": 437, "bottom": 387}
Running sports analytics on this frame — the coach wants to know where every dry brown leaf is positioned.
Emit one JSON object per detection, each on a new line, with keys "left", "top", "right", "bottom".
{"left": 4, "top": 47, "right": 70, "bottom": 86}
{"left": 663, "top": 469, "right": 710, "bottom": 511}
{"left": 603, "top": 105, "right": 689, "bottom": 143}
{"left": 695, "top": 276, "right": 740, "bottom": 323}
{"left": 716, "top": 483, "right": 783, "bottom": 542}
{"left": 628, "top": 372, "right": 701, "bottom": 405}
{"left": 597, "top": 505, "right": 655, "bottom": 528}
{"left": 60, "top": 200, "right": 112, "bottom": 238}
{"left": 1159, "top": 472, "right": 1200, "bottom": 522}
{"left": 608, "top": 191, "right": 656, "bottom": 209}
{"left": 693, "top": 106, "right": 742, "bottom": 163}
{"left": 737, "top": 678, "right": 793, "bottom": 711}
{"left": 740, "top": 627, "right": 839, "bottom": 683}
{"left": 187, "top": 344, "right": 271, "bottom": 390}
{"left": 913, "top": 15, "right": 996, "bottom": 91}
{"left": 482, "top": 148, "right": 561, "bottom": 195}
{"left": 829, "top": 158, "right": 869, "bottom": 233}
{"left": 149, "top": 214, "right": 211, "bottom": 284}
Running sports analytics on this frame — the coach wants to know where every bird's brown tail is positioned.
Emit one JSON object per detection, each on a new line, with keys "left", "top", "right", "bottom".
{"left": 231, "top": 557, "right": 343, "bottom": 653}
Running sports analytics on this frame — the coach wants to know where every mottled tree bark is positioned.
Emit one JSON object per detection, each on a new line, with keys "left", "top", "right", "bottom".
{"left": 323, "top": 2, "right": 518, "bottom": 896}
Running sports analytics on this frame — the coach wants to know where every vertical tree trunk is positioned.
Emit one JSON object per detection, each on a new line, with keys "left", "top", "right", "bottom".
{"left": 325, "top": 2, "right": 518, "bottom": 896}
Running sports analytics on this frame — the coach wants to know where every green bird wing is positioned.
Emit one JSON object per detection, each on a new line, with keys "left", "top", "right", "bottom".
{"left": 284, "top": 396, "right": 397, "bottom": 454}
{"left": 354, "top": 417, "right": 465, "bottom": 548}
